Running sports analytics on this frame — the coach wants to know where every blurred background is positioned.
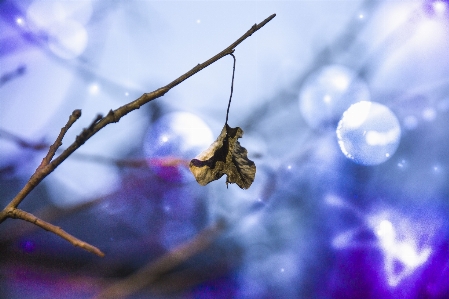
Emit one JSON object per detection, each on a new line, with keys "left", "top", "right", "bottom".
{"left": 1, "top": 0, "right": 449, "bottom": 298}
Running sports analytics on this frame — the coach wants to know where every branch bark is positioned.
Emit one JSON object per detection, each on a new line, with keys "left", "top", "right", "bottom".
{"left": 0, "top": 13, "right": 276, "bottom": 256}
{"left": 6, "top": 208, "right": 104, "bottom": 257}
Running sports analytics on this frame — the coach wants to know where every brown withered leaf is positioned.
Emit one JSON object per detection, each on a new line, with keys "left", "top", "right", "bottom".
{"left": 189, "top": 124, "right": 256, "bottom": 189}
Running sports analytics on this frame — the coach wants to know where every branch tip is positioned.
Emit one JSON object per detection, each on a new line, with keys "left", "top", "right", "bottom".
{"left": 72, "top": 109, "right": 82, "bottom": 119}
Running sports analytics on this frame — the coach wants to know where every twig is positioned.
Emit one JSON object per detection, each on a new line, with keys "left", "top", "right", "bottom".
{"left": 0, "top": 13, "right": 276, "bottom": 256}
{"left": 6, "top": 208, "right": 104, "bottom": 257}
{"left": 94, "top": 220, "right": 226, "bottom": 299}
{"left": 0, "top": 65, "right": 26, "bottom": 87}
{"left": 42, "top": 109, "right": 82, "bottom": 168}
{"left": 0, "top": 128, "right": 48, "bottom": 150}
{"left": 0, "top": 110, "right": 80, "bottom": 213}
{"left": 0, "top": 111, "right": 107, "bottom": 256}
{"left": 0, "top": 111, "right": 106, "bottom": 256}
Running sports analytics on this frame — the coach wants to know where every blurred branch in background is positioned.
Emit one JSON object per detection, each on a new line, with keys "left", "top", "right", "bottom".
{"left": 94, "top": 220, "right": 226, "bottom": 299}
{"left": 0, "top": 127, "right": 189, "bottom": 174}
{"left": 0, "top": 65, "right": 26, "bottom": 88}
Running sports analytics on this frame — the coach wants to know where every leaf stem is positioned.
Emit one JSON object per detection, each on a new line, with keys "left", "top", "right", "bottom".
{"left": 225, "top": 53, "right": 236, "bottom": 127}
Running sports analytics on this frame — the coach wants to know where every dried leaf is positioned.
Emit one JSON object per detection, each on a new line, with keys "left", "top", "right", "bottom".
{"left": 189, "top": 124, "right": 256, "bottom": 189}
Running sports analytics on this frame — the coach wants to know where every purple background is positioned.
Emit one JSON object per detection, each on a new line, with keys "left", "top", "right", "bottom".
{"left": 1, "top": 0, "right": 449, "bottom": 298}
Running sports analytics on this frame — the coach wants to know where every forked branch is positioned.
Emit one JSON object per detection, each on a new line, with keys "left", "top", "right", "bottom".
{"left": 0, "top": 14, "right": 276, "bottom": 257}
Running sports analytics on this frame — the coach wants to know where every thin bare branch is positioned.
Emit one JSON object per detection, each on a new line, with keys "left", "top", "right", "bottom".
{"left": 6, "top": 208, "right": 104, "bottom": 257}
{"left": 0, "top": 109, "right": 82, "bottom": 221}
{"left": 0, "top": 65, "right": 26, "bottom": 87}
{"left": 49, "top": 13, "right": 277, "bottom": 170}
{"left": 0, "top": 13, "right": 276, "bottom": 256}
{"left": 0, "top": 128, "right": 48, "bottom": 150}
{"left": 41, "top": 109, "right": 82, "bottom": 168}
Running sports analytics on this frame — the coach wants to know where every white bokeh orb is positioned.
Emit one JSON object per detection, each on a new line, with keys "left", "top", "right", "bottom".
{"left": 299, "top": 65, "right": 370, "bottom": 129}
{"left": 143, "top": 112, "right": 213, "bottom": 183}
{"left": 27, "top": 0, "right": 93, "bottom": 27}
{"left": 27, "top": 0, "right": 92, "bottom": 59}
{"left": 47, "top": 19, "right": 88, "bottom": 60}
{"left": 336, "top": 101, "right": 401, "bottom": 166}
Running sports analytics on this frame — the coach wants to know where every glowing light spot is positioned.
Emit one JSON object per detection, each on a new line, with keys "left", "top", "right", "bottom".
{"left": 89, "top": 83, "right": 99, "bottom": 95}
{"left": 365, "top": 129, "right": 401, "bottom": 146}
{"left": 371, "top": 217, "right": 432, "bottom": 286}
{"left": 299, "top": 65, "right": 370, "bottom": 129}
{"left": 397, "top": 159, "right": 407, "bottom": 169}
{"left": 16, "top": 17, "right": 24, "bottom": 26}
{"left": 433, "top": 0, "right": 447, "bottom": 15}
{"left": 196, "top": 19, "right": 201, "bottom": 24}
{"left": 422, "top": 107, "right": 436, "bottom": 121}
{"left": 27, "top": 0, "right": 92, "bottom": 59}
{"left": 143, "top": 112, "right": 213, "bottom": 182}
{"left": 341, "top": 101, "right": 371, "bottom": 129}
{"left": 376, "top": 220, "right": 394, "bottom": 238}
{"left": 280, "top": 268, "right": 285, "bottom": 273}
{"left": 330, "top": 200, "right": 437, "bottom": 288}
{"left": 333, "top": 74, "right": 350, "bottom": 90}
{"left": 48, "top": 20, "right": 88, "bottom": 60}
{"left": 359, "top": 14, "right": 364, "bottom": 19}
{"left": 125, "top": 92, "right": 129, "bottom": 96}
{"left": 433, "top": 165, "right": 442, "bottom": 173}
{"left": 287, "top": 165, "right": 292, "bottom": 170}
{"left": 337, "top": 101, "right": 401, "bottom": 165}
